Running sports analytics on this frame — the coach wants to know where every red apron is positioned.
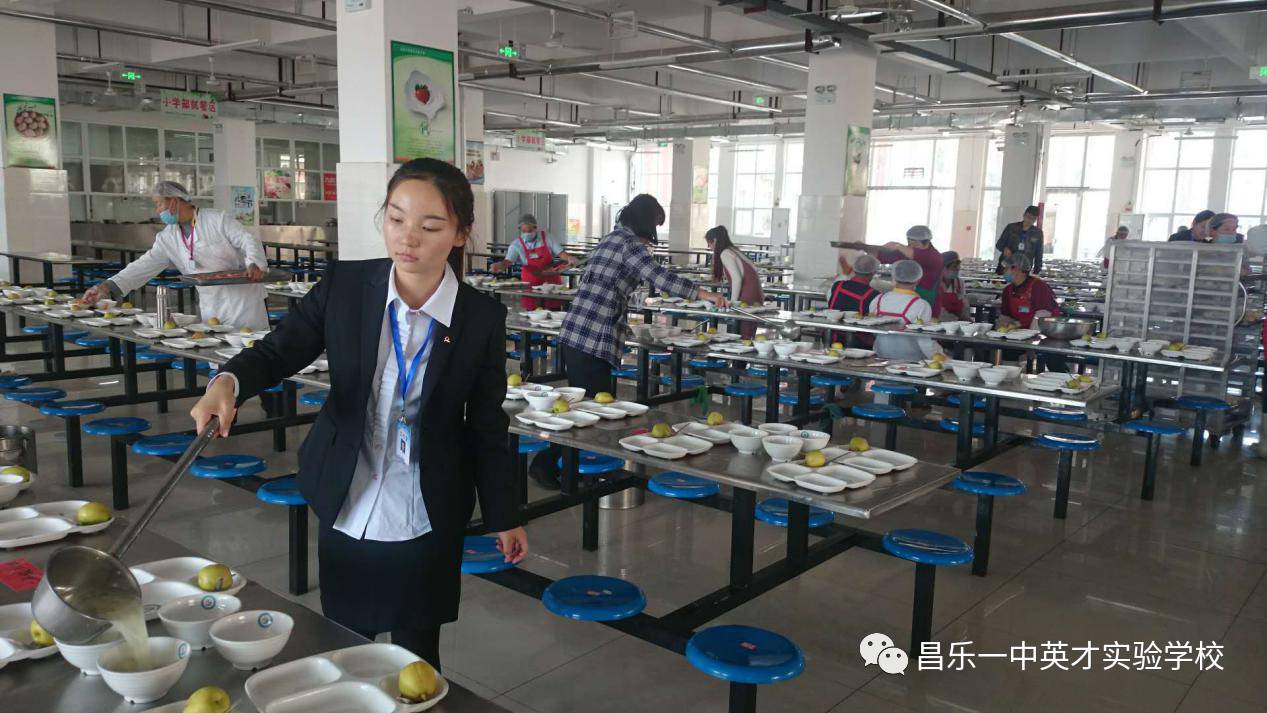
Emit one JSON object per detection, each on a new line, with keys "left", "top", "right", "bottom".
{"left": 732, "top": 252, "right": 765, "bottom": 339}
{"left": 519, "top": 232, "right": 562, "bottom": 311}
{"left": 936, "top": 278, "right": 966, "bottom": 319}
{"left": 1004, "top": 279, "right": 1038, "bottom": 328}
{"left": 876, "top": 294, "right": 921, "bottom": 324}
{"left": 828, "top": 280, "right": 877, "bottom": 346}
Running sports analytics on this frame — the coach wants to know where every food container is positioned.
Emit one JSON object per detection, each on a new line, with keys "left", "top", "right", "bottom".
{"left": 210, "top": 610, "right": 294, "bottom": 670}
{"left": 1035, "top": 316, "right": 1097, "bottom": 341}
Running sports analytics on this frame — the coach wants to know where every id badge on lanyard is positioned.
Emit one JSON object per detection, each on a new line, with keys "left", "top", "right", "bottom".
{"left": 388, "top": 308, "right": 438, "bottom": 464}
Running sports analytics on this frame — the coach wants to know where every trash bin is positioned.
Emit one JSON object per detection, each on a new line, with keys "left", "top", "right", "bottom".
{"left": 599, "top": 487, "right": 644, "bottom": 510}
{"left": 0, "top": 424, "right": 37, "bottom": 474}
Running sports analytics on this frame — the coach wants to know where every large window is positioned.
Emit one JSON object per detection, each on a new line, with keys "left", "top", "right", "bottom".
{"left": 706, "top": 144, "right": 719, "bottom": 228}
{"left": 631, "top": 145, "right": 673, "bottom": 232}
{"left": 1138, "top": 131, "right": 1213, "bottom": 241}
{"left": 1227, "top": 129, "right": 1267, "bottom": 227}
{"left": 782, "top": 141, "right": 803, "bottom": 241}
{"left": 1042, "top": 134, "right": 1114, "bottom": 260}
{"left": 256, "top": 137, "right": 339, "bottom": 225}
{"left": 866, "top": 137, "right": 958, "bottom": 244}
{"left": 977, "top": 138, "right": 1004, "bottom": 259}
{"left": 732, "top": 143, "right": 777, "bottom": 238}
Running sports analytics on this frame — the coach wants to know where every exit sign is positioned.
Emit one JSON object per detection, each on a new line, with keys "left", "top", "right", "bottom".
{"left": 754, "top": 95, "right": 767, "bottom": 106}
{"left": 1252, "top": 66, "right": 1267, "bottom": 83}
{"left": 120, "top": 71, "right": 142, "bottom": 81}
{"left": 498, "top": 43, "right": 520, "bottom": 59}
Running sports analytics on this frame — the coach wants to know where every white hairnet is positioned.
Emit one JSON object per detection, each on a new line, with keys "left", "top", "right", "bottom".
{"left": 152, "top": 180, "right": 192, "bottom": 201}
{"left": 892, "top": 259, "right": 923, "bottom": 284}
{"left": 852, "top": 254, "right": 879, "bottom": 276}
{"left": 1003, "top": 253, "right": 1033, "bottom": 273}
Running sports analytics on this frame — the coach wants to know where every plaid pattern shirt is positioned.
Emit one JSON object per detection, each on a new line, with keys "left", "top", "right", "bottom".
{"left": 559, "top": 227, "right": 698, "bottom": 366}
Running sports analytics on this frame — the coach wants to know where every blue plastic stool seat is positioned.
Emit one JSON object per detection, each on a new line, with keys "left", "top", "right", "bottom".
{"left": 136, "top": 351, "right": 174, "bottom": 363}
{"left": 755, "top": 498, "right": 833, "bottom": 528}
{"left": 83, "top": 416, "right": 150, "bottom": 436}
{"left": 542, "top": 575, "right": 646, "bottom": 621}
{"left": 0, "top": 375, "right": 32, "bottom": 390}
{"left": 459, "top": 536, "right": 515, "bottom": 574}
{"left": 267, "top": 310, "right": 288, "bottom": 320}
{"left": 506, "top": 348, "right": 547, "bottom": 360}
{"left": 810, "top": 374, "right": 854, "bottom": 388}
{"left": 724, "top": 382, "right": 766, "bottom": 397}
{"left": 951, "top": 471, "right": 1025, "bottom": 497}
{"left": 882, "top": 528, "right": 974, "bottom": 566}
{"left": 132, "top": 433, "right": 195, "bottom": 456}
{"left": 1176, "top": 395, "right": 1231, "bottom": 412}
{"left": 1033, "top": 406, "right": 1088, "bottom": 422}
{"left": 779, "top": 391, "right": 824, "bottom": 407}
{"left": 256, "top": 476, "right": 306, "bottom": 506}
{"left": 5, "top": 386, "right": 66, "bottom": 404}
{"left": 852, "top": 403, "right": 905, "bottom": 421}
{"left": 688, "top": 358, "right": 727, "bottom": 370}
{"left": 299, "top": 391, "right": 328, "bottom": 406}
{"left": 62, "top": 330, "right": 89, "bottom": 342}
{"left": 686, "top": 625, "right": 805, "bottom": 685}
{"left": 21, "top": 325, "right": 48, "bottom": 335}
{"left": 167, "top": 282, "right": 193, "bottom": 290}
{"left": 74, "top": 336, "right": 111, "bottom": 349}
{"left": 946, "top": 394, "right": 987, "bottom": 408}
{"left": 170, "top": 360, "right": 212, "bottom": 373}
{"left": 1035, "top": 432, "right": 1100, "bottom": 451}
{"left": 146, "top": 278, "right": 167, "bottom": 287}
{"left": 557, "top": 451, "right": 624, "bottom": 475}
{"left": 648, "top": 472, "right": 720, "bottom": 499}
{"left": 660, "top": 374, "right": 705, "bottom": 388}
{"left": 648, "top": 352, "right": 671, "bottom": 364}
{"left": 518, "top": 437, "right": 550, "bottom": 455}
{"left": 190, "top": 454, "right": 266, "bottom": 479}
{"left": 1125, "top": 419, "right": 1184, "bottom": 437}
{"left": 871, "top": 383, "right": 919, "bottom": 397}
{"left": 262, "top": 382, "right": 300, "bottom": 394}
{"left": 506, "top": 333, "right": 545, "bottom": 344}
{"left": 939, "top": 418, "right": 985, "bottom": 436}
{"left": 611, "top": 367, "right": 638, "bottom": 379}
{"left": 39, "top": 400, "right": 105, "bottom": 418}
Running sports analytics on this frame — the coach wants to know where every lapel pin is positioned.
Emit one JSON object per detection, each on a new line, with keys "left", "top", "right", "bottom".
{"left": 443, "top": 336, "right": 451, "bottom": 344}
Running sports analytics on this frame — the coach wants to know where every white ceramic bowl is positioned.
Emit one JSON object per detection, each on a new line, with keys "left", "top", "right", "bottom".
{"left": 221, "top": 333, "right": 253, "bottom": 348}
{"left": 552, "top": 387, "right": 586, "bottom": 404}
{"left": 0, "top": 474, "right": 21, "bottom": 505}
{"left": 210, "top": 610, "right": 294, "bottom": 670}
{"left": 753, "top": 340, "right": 775, "bottom": 357}
{"left": 159, "top": 593, "right": 242, "bottom": 650}
{"left": 525, "top": 310, "right": 551, "bottom": 322}
{"left": 728, "top": 426, "right": 765, "bottom": 455}
{"left": 978, "top": 367, "right": 1007, "bottom": 386}
{"left": 757, "top": 423, "right": 798, "bottom": 436}
{"left": 170, "top": 313, "right": 198, "bottom": 327}
{"left": 948, "top": 360, "right": 987, "bottom": 382}
{"left": 1138, "top": 342, "right": 1163, "bottom": 356}
{"left": 772, "top": 342, "right": 800, "bottom": 359}
{"left": 97, "top": 636, "right": 191, "bottom": 703}
{"left": 762, "top": 435, "right": 804, "bottom": 462}
{"left": 56, "top": 629, "right": 124, "bottom": 675}
{"left": 996, "top": 365, "right": 1023, "bottom": 381}
{"left": 796, "top": 430, "right": 831, "bottom": 451}
{"left": 523, "top": 391, "right": 562, "bottom": 412}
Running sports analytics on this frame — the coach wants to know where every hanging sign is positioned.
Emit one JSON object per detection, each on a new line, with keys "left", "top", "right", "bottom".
{"left": 263, "top": 169, "right": 293, "bottom": 199}
{"left": 514, "top": 130, "right": 545, "bottom": 151}
{"left": 322, "top": 172, "right": 337, "bottom": 200}
{"left": 3, "top": 94, "right": 58, "bottom": 168}
{"left": 160, "top": 90, "right": 217, "bottom": 118}
{"left": 390, "top": 41, "right": 456, "bottom": 164}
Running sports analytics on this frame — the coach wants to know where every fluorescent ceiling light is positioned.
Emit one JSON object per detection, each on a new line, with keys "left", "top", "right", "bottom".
{"left": 485, "top": 110, "right": 581, "bottom": 128}
{"left": 625, "top": 108, "right": 661, "bottom": 117}
{"left": 469, "top": 83, "right": 597, "bottom": 107}
{"left": 581, "top": 72, "right": 781, "bottom": 113}
{"left": 1000, "top": 33, "right": 1145, "bottom": 94}
{"left": 198, "top": 39, "right": 265, "bottom": 55}
{"left": 599, "top": 56, "right": 678, "bottom": 70}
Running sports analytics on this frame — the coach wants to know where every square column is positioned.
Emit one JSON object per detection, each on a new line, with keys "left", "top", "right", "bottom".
{"left": 213, "top": 118, "right": 258, "bottom": 229}
{"left": 997, "top": 124, "right": 1047, "bottom": 242}
{"left": 668, "top": 139, "right": 711, "bottom": 260}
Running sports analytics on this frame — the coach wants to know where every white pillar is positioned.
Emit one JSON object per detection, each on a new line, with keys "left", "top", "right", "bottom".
{"left": 336, "top": 0, "right": 459, "bottom": 260}
{"left": 1105, "top": 130, "right": 1143, "bottom": 236}
{"left": 0, "top": 18, "right": 68, "bottom": 282}
{"left": 461, "top": 87, "right": 491, "bottom": 255}
{"left": 1207, "top": 126, "right": 1235, "bottom": 213}
{"left": 951, "top": 136, "right": 988, "bottom": 257}
{"left": 997, "top": 124, "right": 1047, "bottom": 240}
{"left": 213, "top": 118, "right": 258, "bottom": 229}
{"left": 794, "top": 41, "right": 878, "bottom": 283}
{"left": 668, "top": 139, "right": 710, "bottom": 260}
{"left": 715, "top": 144, "right": 736, "bottom": 233}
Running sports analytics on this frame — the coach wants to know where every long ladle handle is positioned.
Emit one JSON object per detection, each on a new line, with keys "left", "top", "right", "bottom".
{"left": 729, "top": 305, "right": 780, "bottom": 327}
{"left": 108, "top": 417, "right": 220, "bottom": 558}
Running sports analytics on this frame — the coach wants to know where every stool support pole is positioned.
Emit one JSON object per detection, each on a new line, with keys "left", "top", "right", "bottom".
{"left": 65, "top": 415, "right": 83, "bottom": 487}
{"left": 884, "top": 421, "right": 898, "bottom": 451}
{"left": 730, "top": 488, "right": 756, "bottom": 588}
{"left": 155, "top": 366, "right": 169, "bottom": 414}
{"left": 110, "top": 437, "right": 129, "bottom": 510}
{"left": 288, "top": 505, "right": 308, "bottom": 595}
{"left": 728, "top": 683, "right": 757, "bottom": 713}
{"left": 971, "top": 494, "right": 994, "bottom": 577}
{"left": 911, "top": 562, "right": 936, "bottom": 654}
{"left": 1190, "top": 412, "right": 1207, "bottom": 466}
{"left": 1054, "top": 450, "right": 1073, "bottom": 519}
{"left": 1141, "top": 433, "right": 1160, "bottom": 501}
{"left": 739, "top": 395, "right": 753, "bottom": 426}
{"left": 786, "top": 501, "right": 809, "bottom": 565}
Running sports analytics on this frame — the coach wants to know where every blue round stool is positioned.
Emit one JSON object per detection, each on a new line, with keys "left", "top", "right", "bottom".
{"left": 39, "top": 400, "right": 106, "bottom": 488}
{"left": 686, "top": 625, "right": 804, "bottom": 712}
{"left": 517, "top": 436, "right": 549, "bottom": 455}
{"left": 648, "top": 352, "right": 671, "bottom": 364}
{"left": 171, "top": 359, "right": 212, "bottom": 373}
{"left": 506, "top": 333, "right": 545, "bottom": 344}
{"left": 1033, "top": 406, "right": 1088, "bottom": 422}
{"left": 0, "top": 375, "right": 32, "bottom": 390}
{"left": 688, "top": 358, "right": 728, "bottom": 370}
{"left": 746, "top": 366, "right": 789, "bottom": 380}
{"left": 299, "top": 390, "right": 328, "bottom": 407}
{"left": 74, "top": 335, "right": 111, "bottom": 350}
{"left": 725, "top": 381, "right": 766, "bottom": 425}
{"left": 871, "top": 382, "right": 919, "bottom": 399}
{"left": 1035, "top": 433, "right": 1100, "bottom": 519}
{"left": 267, "top": 310, "right": 288, "bottom": 321}
{"left": 950, "top": 472, "right": 1025, "bottom": 577}
{"left": 132, "top": 433, "right": 196, "bottom": 457}
{"left": 507, "top": 348, "right": 547, "bottom": 361}
{"left": 755, "top": 497, "right": 833, "bottom": 529}
{"left": 611, "top": 367, "right": 638, "bottom": 380}
{"left": 810, "top": 374, "right": 853, "bottom": 389}
{"left": 136, "top": 351, "right": 174, "bottom": 364}
{"left": 659, "top": 374, "right": 705, "bottom": 389}
{"left": 83, "top": 417, "right": 152, "bottom": 510}
{"left": 190, "top": 454, "right": 266, "bottom": 479}
{"left": 256, "top": 475, "right": 310, "bottom": 595}
{"left": 939, "top": 418, "right": 985, "bottom": 436}
{"left": 459, "top": 536, "right": 517, "bottom": 575}
{"left": 883, "top": 528, "right": 973, "bottom": 652}
{"left": 21, "top": 325, "right": 48, "bottom": 335}
{"left": 946, "top": 394, "right": 987, "bottom": 409}
{"left": 62, "top": 330, "right": 89, "bottom": 342}
{"left": 556, "top": 451, "right": 624, "bottom": 476}
{"left": 5, "top": 386, "right": 66, "bottom": 404}
{"left": 778, "top": 391, "right": 824, "bottom": 410}
{"left": 542, "top": 575, "right": 646, "bottom": 622}
{"left": 1125, "top": 420, "right": 1184, "bottom": 501}
{"left": 852, "top": 403, "right": 906, "bottom": 450}
{"left": 1175, "top": 395, "right": 1231, "bottom": 466}
{"left": 648, "top": 472, "right": 720, "bottom": 500}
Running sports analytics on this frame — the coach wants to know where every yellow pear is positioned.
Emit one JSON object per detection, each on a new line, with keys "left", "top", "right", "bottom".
{"left": 741, "top": 339, "right": 752, "bottom": 346}
{"left": 192, "top": 331, "right": 207, "bottom": 340}
{"left": 831, "top": 342, "right": 844, "bottom": 351}
{"left": 507, "top": 373, "right": 523, "bottom": 387}
{"left": 696, "top": 332, "right": 710, "bottom": 341}
{"left": 706, "top": 411, "right": 725, "bottom": 426}
{"left": 164, "top": 320, "right": 178, "bottom": 330}
{"left": 103, "top": 311, "right": 117, "bottom": 319}
{"left": 754, "top": 335, "right": 767, "bottom": 342}
{"left": 1078, "top": 374, "right": 1094, "bottom": 383}
{"left": 707, "top": 327, "right": 718, "bottom": 334}
{"left": 0, "top": 465, "right": 31, "bottom": 483}
{"left": 594, "top": 392, "right": 615, "bottom": 404}
{"left": 76, "top": 501, "right": 111, "bottom": 526}
{"left": 1168, "top": 341, "right": 1184, "bottom": 350}
{"left": 650, "top": 423, "right": 673, "bottom": 438}
{"left": 398, "top": 660, "right": 439, "bottom": 702}
{"left": 120, "top": 302, "right": 134, "bottom": 310}
{"left": 29, "top": 619, "right": 53, "bottom": 647}
{"left": 804, "top": 450, "right": 826, "bottom": 468}
{"left": 848, "top": 436, "right": 870, "bottom": 452}
{"left": 197, "top": 564, "right": 233, "bottom": 592}
{"left": 239, "top": 327, "right": 252, "bottom": 334}
{"left": 183, "top": 686, "right": 231, "bottom": 713}
{"left": 206, "top": 317, "right": 221, "bottom": 326}
{"left": 551, "top": 398, "right": 570, "bottom": 414}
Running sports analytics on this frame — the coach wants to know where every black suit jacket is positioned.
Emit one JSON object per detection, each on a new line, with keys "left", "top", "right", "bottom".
{"left": 222, "top": 258, "right": 518, "bottom": 535}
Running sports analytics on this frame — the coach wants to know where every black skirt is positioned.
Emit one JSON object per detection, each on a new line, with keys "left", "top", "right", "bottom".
{"left": 318, "top": 522, "right": 464, "bottom": 633}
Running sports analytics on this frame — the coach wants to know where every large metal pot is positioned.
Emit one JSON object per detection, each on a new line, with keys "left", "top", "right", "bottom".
{"left": 1035, "top": 316, "right": 1098, "bottom": 341}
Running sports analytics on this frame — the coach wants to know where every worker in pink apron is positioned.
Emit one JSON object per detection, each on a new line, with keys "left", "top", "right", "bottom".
{"left": 871, "top": 259, "right": 943, "bottom": 362}
{"left": 706, "top": 226, "right": 764, "bottom": 338}
{"left": 492, "top": 213, "right": 573, "bottom": 311}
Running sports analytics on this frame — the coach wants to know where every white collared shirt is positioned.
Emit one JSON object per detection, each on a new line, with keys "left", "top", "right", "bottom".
{"left": 333, "top": 263, "right": 458, "bottom": 541}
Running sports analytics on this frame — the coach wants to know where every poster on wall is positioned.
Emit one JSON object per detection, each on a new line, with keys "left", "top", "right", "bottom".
{"left": 322, "top": 172, "right": 337, "bottom": 201}
{"left": 464, "top": 140, "right": 485, "bottom": 184}
{"left": 230, "top": 185, "right": 256, "bottom": 226}
{"left": 3, "top": 94, "right": 58, "bottom": 169}
{"left": 390, "top": 41, "right": 456, "bottom": 164}
{"left": 692, "top": 165, "right": 708, "bottom": 204}
{"left": 567, "top": 218, "right": 581, "bottom": 238}
{"left": 160, "top": 90, "right": 217, "bottom": 118}
{"left": 845, "top": 125, "right": 871, "bottom": 197}
{"left": 263, "top": 169, "right": 293, "bottom": 200}
{"left": 514, "top": 130, "right": 545, "bottom": 151}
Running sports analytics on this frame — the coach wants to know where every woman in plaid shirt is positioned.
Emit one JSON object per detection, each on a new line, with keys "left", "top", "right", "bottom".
{"left": 530, "top": 195, "right": 727, "bottom": 488}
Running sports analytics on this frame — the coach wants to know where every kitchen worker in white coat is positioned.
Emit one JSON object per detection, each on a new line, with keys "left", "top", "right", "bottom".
{"left": 81, "top": 181, "right": 270, "bottom": 329}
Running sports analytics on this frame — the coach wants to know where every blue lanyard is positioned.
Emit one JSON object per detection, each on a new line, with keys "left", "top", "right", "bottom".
{"left": 388, "top": 305, "right": 438, "bottom": 411}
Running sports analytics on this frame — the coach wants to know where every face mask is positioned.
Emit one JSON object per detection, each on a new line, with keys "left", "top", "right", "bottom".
{"left": 1214, "top": 234, "right": 1237, "bottom": 244}
{"left": 159, "top": 209, "right": 179, "bottom": 225}
{"left": 944, "top": 270, "right": 958, "bottom": 281}
{"left": 521, "top": 231, "right": 534, "bottom": 240}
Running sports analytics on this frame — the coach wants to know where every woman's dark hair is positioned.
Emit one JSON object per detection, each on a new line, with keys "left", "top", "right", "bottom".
{"left": 706, "top": 225, "right": 736, "bottom": 281}
{"left": 616, "top": 193, "right": 665, "bottom": 240}
{"left": 380, "top": 157, "right": 473, "bottom": 275}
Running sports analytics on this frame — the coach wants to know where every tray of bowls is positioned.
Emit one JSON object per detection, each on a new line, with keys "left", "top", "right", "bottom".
{"left": 1159, "top": 342, "right": 1217, "bottom": 361}
{"left": 245, "top": 643, "right": 448, "bottom": 712}
{"left": 0, "top": 500, "right": 114, "bottom": 549}
{"left": 1022, "top": 372, "right": 1097, "bottom": 394}
{"left": 794, "top": 308, "right": 844, "bottom": 323}
{"left": 523, "top": 308, "right": 568, "bottom": 324}
{"left": 985, "top": 326, "right": 1040, "bottom": 341}
{"left": 0, "top": 602, "right": 59, "bottom": 667}
{"left": 764, "top": 438, "right": 917, "bottom": 494}
{"left": 129, "top": 556, "right": 247, "bottom": 619}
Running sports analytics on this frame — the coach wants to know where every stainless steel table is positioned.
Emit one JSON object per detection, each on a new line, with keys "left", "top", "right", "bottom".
{"left": 0, "top": 251, "right": 107, "bottom": 289}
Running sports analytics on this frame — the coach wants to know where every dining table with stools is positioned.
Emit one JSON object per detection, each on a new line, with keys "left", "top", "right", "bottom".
{"left": 0, "top": 251, "right": 107, "bottom": 291}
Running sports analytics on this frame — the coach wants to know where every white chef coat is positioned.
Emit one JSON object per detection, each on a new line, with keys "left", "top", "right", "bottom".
{"left": 333, "top": 263, "right": 457, "bottom": 542}
{"left": 108, "top": 209, "right": 270, "bottom": 330}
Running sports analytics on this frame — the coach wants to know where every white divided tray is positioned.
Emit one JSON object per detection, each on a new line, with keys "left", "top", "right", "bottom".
{"left": 0, "top": 500, "right": 115, "bottom": 549}
{"left": 574, "top": 400, "right": 647, "bottom": 417}
{"left": 245, "top": 643, "right": 449, "bottom": 713}
{"left": 672, "top": 421, "right": 739, "bottom": 444}
{"left": 0, "top": 602, "right": 58, "bottom": 665}
{"left": 129, "top": 556, "right": 247, "bottom": 620}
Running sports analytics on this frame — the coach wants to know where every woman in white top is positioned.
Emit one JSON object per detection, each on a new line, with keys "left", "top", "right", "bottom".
{"left": 870, "top": 259, "right": 944, "bottom": 362}
{"left": 706, "top": 226, "right": 764, "bottom": 337}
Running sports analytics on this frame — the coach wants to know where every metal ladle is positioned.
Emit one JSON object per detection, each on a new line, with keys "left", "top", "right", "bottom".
{"left": 729, "top": 305, "right": 802, "bottom": 342}
{"left": 32, "top": 418, "right": 220, "bottom": 644}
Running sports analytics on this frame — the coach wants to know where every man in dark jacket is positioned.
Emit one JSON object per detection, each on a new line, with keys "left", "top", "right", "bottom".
{"left": 1168, "top": 210, "right": 1215, "bottom": 242}
{"left": 995, "top": 205, "right": 1044, "bottom": 275}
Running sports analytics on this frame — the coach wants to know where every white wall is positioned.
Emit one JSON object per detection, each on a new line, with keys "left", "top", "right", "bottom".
{"left": 484, "top": 144, "right": 629, "bottom": 240}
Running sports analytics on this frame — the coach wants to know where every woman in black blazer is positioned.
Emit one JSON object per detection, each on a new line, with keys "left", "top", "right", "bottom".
{"left": 191, "top": 158, "right": 527, "bottom": 671}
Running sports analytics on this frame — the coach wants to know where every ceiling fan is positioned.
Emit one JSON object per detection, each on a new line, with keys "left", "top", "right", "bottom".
{"left": 542, "top": 10, "right": 605, "bottom": 52}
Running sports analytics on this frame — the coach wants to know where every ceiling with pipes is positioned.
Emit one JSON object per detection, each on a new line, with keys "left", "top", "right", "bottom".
{"left": 17, "top": 0, "right": 1267, "bottom": 141}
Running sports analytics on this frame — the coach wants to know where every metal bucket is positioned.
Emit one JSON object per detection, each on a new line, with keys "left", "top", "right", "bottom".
{"left": 599, "top": 487, "right": 644, "bottom": 510}
{"left": 0, "top": 424, "right": 37, "bottom": 472}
